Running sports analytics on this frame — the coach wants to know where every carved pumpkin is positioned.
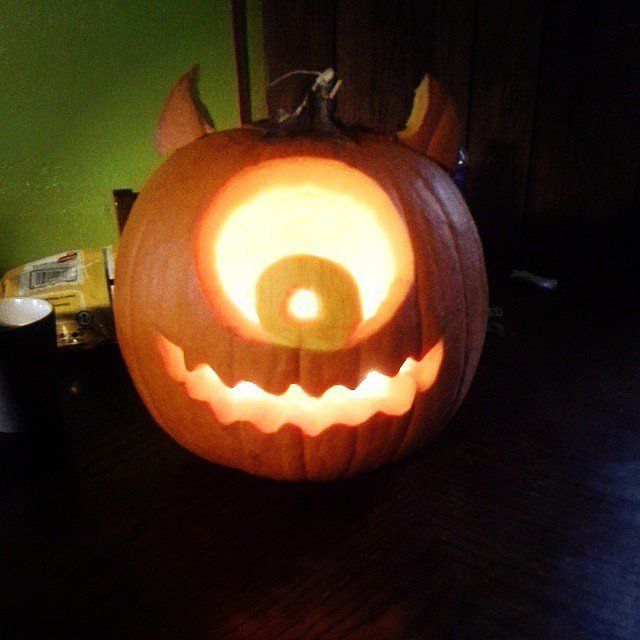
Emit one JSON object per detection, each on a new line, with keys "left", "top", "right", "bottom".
{"left": 114, "top": 68, "right": 487, "bottom": 480}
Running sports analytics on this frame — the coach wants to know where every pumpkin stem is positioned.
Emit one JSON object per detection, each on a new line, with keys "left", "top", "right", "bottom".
{"left": 264, "top": 68, "right": 352, "bottom": 140}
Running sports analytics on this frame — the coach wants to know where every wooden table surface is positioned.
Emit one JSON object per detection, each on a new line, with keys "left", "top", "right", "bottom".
{"left": 2, "top": 274, "right": 639, "bottom": 640}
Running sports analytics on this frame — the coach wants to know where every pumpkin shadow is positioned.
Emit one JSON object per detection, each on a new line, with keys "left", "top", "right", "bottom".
{"left": 142, "top": 449, "right": 415, "bottom": 639}
{"left": 149, "top": 456, "right": 413, "bottom": 639}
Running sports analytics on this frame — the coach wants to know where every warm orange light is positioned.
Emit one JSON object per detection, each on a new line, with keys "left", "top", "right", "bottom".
{"left": 213, "top": 182, "right": 400, "bottom": 324}
{"left": 158, "top": 334, "right": 444, "bottom": 436}
{"left": 195, "top": 157, "right": 415, "bottom": 348}
{"left": 287, "top": 288, "right": 319, "bottom": 321}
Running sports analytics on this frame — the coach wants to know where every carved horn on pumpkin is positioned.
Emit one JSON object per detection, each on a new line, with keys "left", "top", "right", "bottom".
{"left": 155, "top": 65, "right": 215, "bottom": 156}
{"left": 397, "top": 74, "right": 462, "bottom": 172}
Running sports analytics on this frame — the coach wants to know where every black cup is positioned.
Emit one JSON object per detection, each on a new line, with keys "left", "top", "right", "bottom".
{"left": 0, "top": 297, "right": 57, "bottom": 433}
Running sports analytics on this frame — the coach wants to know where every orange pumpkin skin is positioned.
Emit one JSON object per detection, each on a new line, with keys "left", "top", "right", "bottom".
{"left": 114, "top": 127, "right": 487, "bottom": 480}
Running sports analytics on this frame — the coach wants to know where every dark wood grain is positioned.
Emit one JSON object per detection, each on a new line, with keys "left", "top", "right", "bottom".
{"left": 334, "top": 0, "right": 474, "bottom": 136}
{"left": 524, "top": 1, "right": 640, "bottom": 270}
{"left": 465, "top": 0, "right": 543, "bottom": 274}
{"left": 231, "top": 0, "right": 252, "bottom": 125}
{"left": 260, "top": 1, "right": 640, "bottom": 274}
{"left": 111, "top": 189, "right": 137, "bottom": 234}
{"left": 1, "top": 264, "right": 639, "bottom": 639}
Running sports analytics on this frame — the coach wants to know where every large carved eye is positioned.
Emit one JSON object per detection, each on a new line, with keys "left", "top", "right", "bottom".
{"left": 195, "top": 157, "right": 415, "bottom": 351}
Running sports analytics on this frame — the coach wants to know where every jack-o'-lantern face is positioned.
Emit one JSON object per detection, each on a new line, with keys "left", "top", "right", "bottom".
{"left": 114, "top": 69, "right": 487, "bottom": 480}
{"left": 155, "top": 156, "right": 444, "bottom": 436}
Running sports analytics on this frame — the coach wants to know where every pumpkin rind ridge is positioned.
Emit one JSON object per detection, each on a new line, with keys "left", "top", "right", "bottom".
{"left": 114, "top": 128, "right": 487, "bottom": 480}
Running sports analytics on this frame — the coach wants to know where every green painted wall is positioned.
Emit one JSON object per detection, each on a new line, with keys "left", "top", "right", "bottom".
{"left": 0, "top": 0, "right": 267, "bottom": 275}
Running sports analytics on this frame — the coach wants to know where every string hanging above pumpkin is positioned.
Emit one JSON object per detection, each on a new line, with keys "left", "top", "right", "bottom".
{"left": 267, "top": 68, "right": 343, "bottom": 125}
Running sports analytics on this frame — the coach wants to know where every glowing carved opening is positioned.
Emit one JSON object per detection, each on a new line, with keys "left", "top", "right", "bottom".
{"left": 195, "top": 157, "right": 415, "bottom": 348}
{"left": 287, "top": 288, "right": 319, "bottom": 321}
{"left": 157, "top": 334, "right": 444, "bottom": 436}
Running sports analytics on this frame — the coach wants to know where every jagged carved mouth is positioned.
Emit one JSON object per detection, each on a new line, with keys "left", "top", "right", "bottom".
{"left": 157, "top": 335, "right": 444, "bottom": 436}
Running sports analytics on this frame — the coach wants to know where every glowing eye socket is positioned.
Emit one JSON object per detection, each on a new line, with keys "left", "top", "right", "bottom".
{"left": 195, "top": 157, "right": 415, "bottom": 349}
{"left": 287, "top": 288, "right": 320, "bottom": 322}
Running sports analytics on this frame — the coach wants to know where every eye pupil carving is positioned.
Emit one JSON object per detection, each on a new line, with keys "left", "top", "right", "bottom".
{"left": 255, "top": 254, "right": 362, "bottom": 351}
{"left": 286, "top": 288, "right": 320, "bottom": 322}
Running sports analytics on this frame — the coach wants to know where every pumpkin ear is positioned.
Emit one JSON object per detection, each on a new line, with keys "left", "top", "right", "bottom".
{"left": 155, "top": 65, "right": 215, "bottom": 156}
{"left": 397, "top": 74, "right": 461, "bottom": 172}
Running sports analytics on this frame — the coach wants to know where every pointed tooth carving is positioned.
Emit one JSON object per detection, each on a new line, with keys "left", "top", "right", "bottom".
{"left": 156, "top": 335, "right": 443, "bottom": 436}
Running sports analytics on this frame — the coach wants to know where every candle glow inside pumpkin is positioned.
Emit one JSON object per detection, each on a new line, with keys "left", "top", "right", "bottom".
{"left": 287, "top": 288, "right": 320, "bottom": 321}
{"left": 195, "top": 157, "right": 416, "bottom": 349}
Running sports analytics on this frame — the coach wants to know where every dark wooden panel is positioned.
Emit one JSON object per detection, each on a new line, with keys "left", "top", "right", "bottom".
{"left": 262, "top": 0, "right": 336, "bottom": 118}
{"left": 260, "top": 0, "right": 640, "bottom": 273}
{"left": 231, "top": 0, "right": 252, "bottom": 125}
{"left": 334, "top": 0, "right": 474, "bottom": 137}
{"left": 524, "top": 1, "right": 640, "bottom": 269}
{"left": 465, "top": 1, "right": 543, "bottom": 274}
